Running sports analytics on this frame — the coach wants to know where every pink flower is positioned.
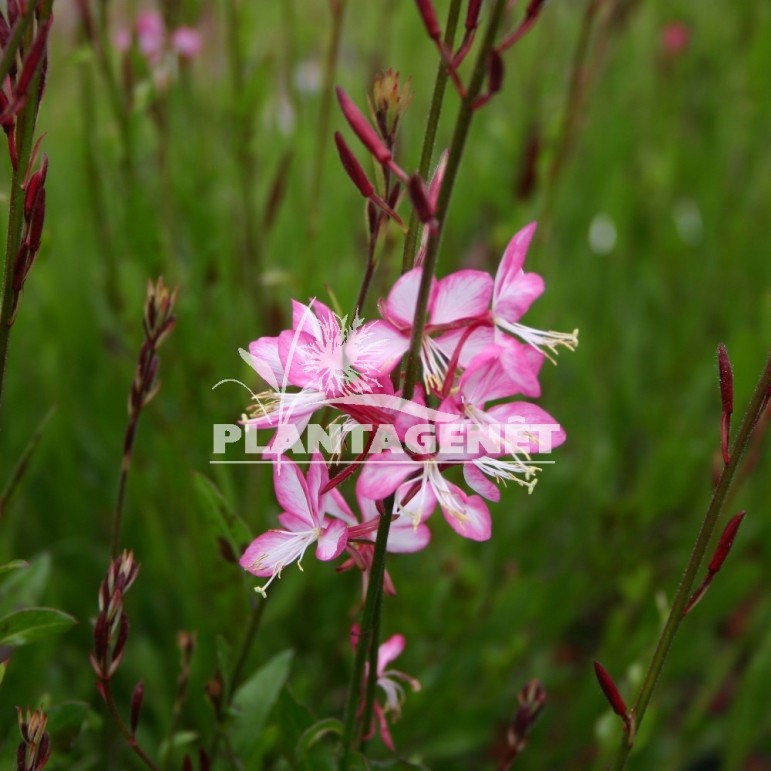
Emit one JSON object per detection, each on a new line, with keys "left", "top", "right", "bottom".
{"left": 136, "top": 10, "right": 166, "bottom": 64}
{"left": 352, "top": 626, "right": 420, "bottom": 751}
{"left": 376, "top": 267, "right": 493, "bottom": 391}
{"left": 240, "top": 299, "right": 398, "bottom": 433}
{"left": 661, "top": 22, "right": 690, "bottom": 56}
{"left": 492, "top": 223, "right": 578, "bottom": 362}
{"left": 437, "top": 344, "right": 564, "bottom": 498}
{"left": 171, "top": 27, "right": 202, "bottom": 59}
{"left": 239, "top": 455, "right": 350, "bottom": 595}
{"left": 358, "top": 448, "right": 492, "bottom": 542}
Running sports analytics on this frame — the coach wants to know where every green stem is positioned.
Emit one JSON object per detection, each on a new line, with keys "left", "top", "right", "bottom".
{"left": 339, "top": 4, "right": 510, "bottom": 767}
{"left": 224, "top": 0, "right": 263, "bottom": 317}
{"left": 339, "top": 494, "right": 394, "bottom": 768}
{"left": 308, "top": 0, "right": 348, "bottom": 238}
{"left": 208, "top": 596, "right": 266, "bottom": 765}
{"left": 401, "top": 0, "right": 463, "bottom": 273}
{"left": 402, "top": 0, "right": 508, "bottom": 398}
{"left": 610, "top": 352, "right": 771, "bottom": 770}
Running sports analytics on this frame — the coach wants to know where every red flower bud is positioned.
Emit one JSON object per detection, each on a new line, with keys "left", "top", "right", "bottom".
{"left": 335, "top": 87, "right": 392, "bottom": 166}
{"left": 130, "top": 681, "right": 144, "bottom": 736}
{"left": 415, "top": 0, "right": 441, "bottom": 40}
{"left": 717, "top": 343, "right": 733, "bottom": 464}
{"left": 593, "top": 661, "right": 629, "bottom": 722}
{"left": 488, "top": 50, "right": 504, "bottom": 94}
{"left": 334, "top": 131, "right": 374, "bottom": 198}
{"left": 465, "top": 0, "right": 482, "bottom": 31}
{"left": 708, "top": 510, "right": 745, "bottom": 574}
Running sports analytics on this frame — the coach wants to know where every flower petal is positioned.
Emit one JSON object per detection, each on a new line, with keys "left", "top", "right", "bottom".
{"left": 378, "top": 633, "right": 406, "bottom": 672}
{"left": 431, "top": 270, "right": 493, "bottom": 326}
{"left": 239, "top": 529, "right": 314, "bottom": 577}
{"left": 441, "top": 489, "right": 491, "bottom": 541}
{"left": 487, "top": 402, "right": 566, "bottom": 452}
{"left": 494, "top": 222, "right": 537, "bottom": 294}
{"left": 316, "top": 518, "right": 348, "bottom": 561}
{"left": 381, "top": 268, "right": 437, "bottom": 330}
{"left": 243, "top": 336, "right": 284, "bottom": 389}
{"left": 357, "top": 453, "right": 420, "bottom": 499}
{"left": 351, "top": 320, "right": 410, "bottom": 376}
{"left": 273, "top": 457, "right": 314, "bottom": 524}
{"left": 463, "top": 463, "right": 501, "bottom": 502}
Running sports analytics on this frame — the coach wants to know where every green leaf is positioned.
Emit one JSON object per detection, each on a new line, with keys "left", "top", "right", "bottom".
{"left": 296, "top": 718, "right": 343, "bottom": 756}
{"left": 45, "top": 701, "right": 91, "bottom": 752}
{"left": 159, "top": 730, "right": 199, "bottom": 762}
{"left": 0, "top": 553, "right": 51, "bottom": 617}
{"left": 194, "top": 473, "right": 253, "bottom": 557}
{"left": 229, "top": 649, "right": 294, "bottom": 762}
{"left": 0, "top": 607, "right": 77, "bottom": 646}
{"left": 0, "top": 662, "right": 5, "bottom": 687}
{"left": 0, "top": 560, "right": 28, "bottom": 576}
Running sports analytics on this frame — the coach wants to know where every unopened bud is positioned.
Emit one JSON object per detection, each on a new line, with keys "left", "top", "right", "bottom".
{"left": 334, "top": 132, "right": 374, "bottom": 198}
{"left": 415, "top": 0, "right": 441, "bottom": 39}
{"left": 465, "top": 0, "right": 482, "bottom": 31}
{"left": 15, "top": 18, "right": 51, "bottom": 99}
{"left": 130, "top": 681, "right": 144, "bottom": 736}
{"left": 709, "top": 511, "right": 745, "bottom": 574}
{"left": 24, "top": 156, "right": 47, "bottom": 221}
{"left": 717, "top": 343, "right": 733, "bottom": 464}
{"left": 593, "top": 661, "right": 629, "bottom": 722}
{"left": 336, "top": 87, "right": 392, "bottom": 166}
{"left": 488, "top": 50, "right": 504, "bottom": 94}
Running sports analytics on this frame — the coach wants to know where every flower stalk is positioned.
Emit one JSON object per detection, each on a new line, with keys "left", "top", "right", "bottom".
{"left": 340, "top": 1, "right": 511, "bottom": 764}
{"left": 610, "top": 351, "right": 771, "bottom": 770}
{"left": 111, "top": 278, "right": 177, "bottom": 556}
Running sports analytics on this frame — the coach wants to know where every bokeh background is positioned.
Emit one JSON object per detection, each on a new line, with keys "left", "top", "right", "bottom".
{"left": 1, "top": 0, "right": 769, "bottom": 768}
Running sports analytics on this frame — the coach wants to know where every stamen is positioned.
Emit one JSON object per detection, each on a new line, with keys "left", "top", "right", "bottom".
{"left": 495, "top": 318, "right": 579, "bottom": 364}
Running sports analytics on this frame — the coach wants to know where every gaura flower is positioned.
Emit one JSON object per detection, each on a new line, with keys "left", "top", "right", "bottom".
{"left": 239, "top": 454, "right": 350, "bottom": 595}
{"left": 375, "top": 267, "right": 493, "bottom": 391}
{"left": 491, "top": 223, "right": 578, "bottom": 362}
{"left": 352, "top": 625, "right": 420, "bottom": 751}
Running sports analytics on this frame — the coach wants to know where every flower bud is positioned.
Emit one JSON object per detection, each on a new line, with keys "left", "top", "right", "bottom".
{"left": 335, "top": 86, "right": 392, "bottom": 166}
{"left": 593, "top": 661, "right": 629, "bottom": 722}
{"left": 334, "top": 131, "right": 374, "bottom": 198}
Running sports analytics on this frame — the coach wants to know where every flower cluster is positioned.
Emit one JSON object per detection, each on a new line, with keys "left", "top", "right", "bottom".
{"left": 238, "top": 221, "right": 577, "bottom": 595}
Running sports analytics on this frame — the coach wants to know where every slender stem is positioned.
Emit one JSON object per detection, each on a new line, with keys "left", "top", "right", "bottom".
{"left": 0, "top": 405, "right": 55, "bottom": 520}
{"left": 540, "top": 0, "right": 604, "bottom": 233}
{"left": 402, "top": 0, "right": 508, "bottom": 398}
{"left": 610, "top": 352, "right": 771, "bottom": 770}
{"left": 111, "top": 416, "right": 137, "bottom": 558}
{"left": 308, "top": 0, "right": 348, "bottom": 238}
{"left": 401, "top": 0, "right": 463, "bottom": 272}
{"left": 225, "top": 0, "right": 263, "bottom": 317}
{"left": 339, "top": 494, "right": 394, "bottom": 769}
{"left": 100, "top": 680, "right": 162, "bottom": 771}
{"left": 360, "top": 570, "right": 383, "bottom": 745}
{"left": 339, "top": 5, "right": 510, "bottom": 767}
{"left": 208, "top": 596, "right": 266, "bottom": 765}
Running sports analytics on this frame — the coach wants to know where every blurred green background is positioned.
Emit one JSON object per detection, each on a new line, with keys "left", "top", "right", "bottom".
{"left": 1, "top": 0, "right": 769, "bottom": 768}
